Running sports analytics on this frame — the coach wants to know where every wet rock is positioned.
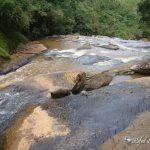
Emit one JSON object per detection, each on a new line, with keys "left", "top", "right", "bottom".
{"left": 100, "top": 111, "right": 150, "bottom": 150}
{"left": 101, "top": 44, "right": 119, "bottom": 50}
{"left": 32, "top": 71, "right": 82, "bottom": 92}
{"left": 81, "top": 90, "right": 89, "bottom": 97}
{"left": 0, "top": 42, "right": 46, "bottom": 75}
{"left": 51, "top": 88, "right": 71, "bottom": 99}
{"left": 28, "top": 77, "right": 150, "bottom": 150}
{"left": 130, "top": 59, "right": 150, "bottom": 75}
{"left": 0, "top": 56, "right": 34, "bottom": 74}
{"left": 71, "top": 72, "right": 113, "bottom": 93}
{"left": 71, "top": 72, "right": 86, "bottom": 94}
{"left": 1, "top": 77, "right": 150, "bottom": 150}
{"left": 77, "top": 42, "right": 91, "bottom": 50}
{"left": 77, "top": 55, "right": 110, "bottom": 65}
{"left": 46, "top": 93, "right": 51, "bottom": 98}
{"left": 116, "top": 70, "right": 134, "bottom": 75}
{"left": 84, "top": 73, "right": 113, "bottom": 91}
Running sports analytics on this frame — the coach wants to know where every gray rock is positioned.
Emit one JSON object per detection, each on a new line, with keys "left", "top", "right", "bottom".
{"left": 77, "top": 42, "right": 91, "bottom": 50}
{"left": 84, "top": 73, "right": 113, "bottom": 91}
{"left": 71, "top": 72, "right": 113, "bottom": 93}
{"left": 71, "top": 72, "right": 86, "bottom": 94}
{"left": 131, "top": 59, "right": 150, "bottom": 75}
{"left": 101, "top": 44, "right": 119, "bottom": 50}
{"left": 51, "top": 88, "right": 71, "bottom": 99}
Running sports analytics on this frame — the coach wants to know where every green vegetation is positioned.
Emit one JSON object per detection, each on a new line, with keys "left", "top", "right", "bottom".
{"left": 139, "top": 0, "right": 150, "bottom": 38}
{"left": 0, "top": 30, "right": 27, "bottom": 59}
{"left": 0, "top": 0, "right": 149, "bottom": 59}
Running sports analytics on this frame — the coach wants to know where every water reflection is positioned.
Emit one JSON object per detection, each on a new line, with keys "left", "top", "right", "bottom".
{"left": 3, "top": 106, "right": 70, "bottom": 150}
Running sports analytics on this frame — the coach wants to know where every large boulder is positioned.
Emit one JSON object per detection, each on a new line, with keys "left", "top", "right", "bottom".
{"left": 130, "top": 60, "right": 150, "bottom": 75}
{"left": 84, "top": 72, "right": 113, "bottom": 91}
{"left": 101, "top": 44, "right": 119, "bottom": 50}
{"left": 77, "top": 42, "right": 91, "bottom": 50}
{"left": 71, "top": 72, "right": 86, "bottom": 94}
{"left": 71, "top": 72, "right": 113, "bottom": 94}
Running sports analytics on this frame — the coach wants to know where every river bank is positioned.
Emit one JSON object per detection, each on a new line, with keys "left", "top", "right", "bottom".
{"left": 0, "top": 41, "right": 47, "bottom": 75}
{"left": 0, "top": 35, "right": 150, "bottom": 150}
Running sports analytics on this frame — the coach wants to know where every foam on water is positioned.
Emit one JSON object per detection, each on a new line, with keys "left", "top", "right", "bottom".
{"left": 0, "top": 35, "right": 147, "bottom": 88}
{"left": 44, "top": 36, "right": 149, "bottom": 69}
{"left": 0, "top": 99, "right": 7, "bottom": 105}
{"left": 0, "top": 36, "right": 150, "bottom": 146}
{"left": 115, "top": 56, "right": 141, "bottom": 63}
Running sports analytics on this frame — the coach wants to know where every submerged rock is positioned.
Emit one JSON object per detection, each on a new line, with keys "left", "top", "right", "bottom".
{"left": 77, "top": 42, "right": 91, "bottom": 50}
{"left": 51, "top": 88, "right": 71, "bottom": 99}
{"left": 101, "top": 44, "right": 119, "bottom": 50}
{"left": 131, "top": 59, "right": 150, "bottom": 75}
{"left": 77, "top": 55, "right": 110, "bottom": 65}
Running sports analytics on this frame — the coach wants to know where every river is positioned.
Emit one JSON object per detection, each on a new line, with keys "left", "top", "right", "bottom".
{"left": 0, "top": 35, "right": 150, "bottom": 150}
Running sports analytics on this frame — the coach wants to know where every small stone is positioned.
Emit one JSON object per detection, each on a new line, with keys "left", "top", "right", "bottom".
{"left": 77, "top": 42, "right": 91, "bottom": 50}
{"left": 46, "top": 93, "right": 51, "bottom": 98}
{"left": 81, "top": 90, "right": 88, "bottom": 96}
{"left": 101, "top": 44, "right": 119, "bottom": 50}
{"left": 51, "top": 88, "right": 71, "bottom": 99}
{"left": 129, "top": 89, "right": 133, "bottom": 94}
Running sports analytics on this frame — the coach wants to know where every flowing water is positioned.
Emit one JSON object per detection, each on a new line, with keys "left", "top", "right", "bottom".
{"left": 0, "top": 35, "right": 150, "bottom": 150}
{"left": 1, "top": 36, "right": 149, "bottom": 88}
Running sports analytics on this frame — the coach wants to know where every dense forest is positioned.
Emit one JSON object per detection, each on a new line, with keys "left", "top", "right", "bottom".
{"left": 0, "top": 0, "right": 149, "bottom": 59}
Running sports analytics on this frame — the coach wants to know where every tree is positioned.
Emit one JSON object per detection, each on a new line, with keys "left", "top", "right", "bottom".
{"left": 139, "top": 0, "right": 150, "bottom": 37}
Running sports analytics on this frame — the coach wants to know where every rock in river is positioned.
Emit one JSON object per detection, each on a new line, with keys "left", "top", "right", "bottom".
{"left": 101, "top": 44, "right": 119, "bottom": 50}
{"left": 130, "top": 59, "right": 150, "bottom": 75}
{"left": 77, "top": 42, "right": 91, "bottom": 50}
{"left": 72, "top": 72, "right": 113, "bottom": 94}
{"left": 51, "top": 88, "right": 71, "bottom": 99}
{"left": 71, "top": 72, "right": 86, "bottom": 94}
{"left": 84, "top": 72, "right": 113, "bottom": 91}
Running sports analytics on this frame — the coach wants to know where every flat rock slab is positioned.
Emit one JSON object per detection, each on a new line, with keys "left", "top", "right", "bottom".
{"left": 29, "top": 82, "right": 150, "bottom": 150}
{"left": 100, "top": 111, "right": 150, "bottom": 150}
{"left": 0, "top": 83, "right": 47, "bottom": 134}
{"left": 1, "top": 78, "right": 150, "bottom": 150}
